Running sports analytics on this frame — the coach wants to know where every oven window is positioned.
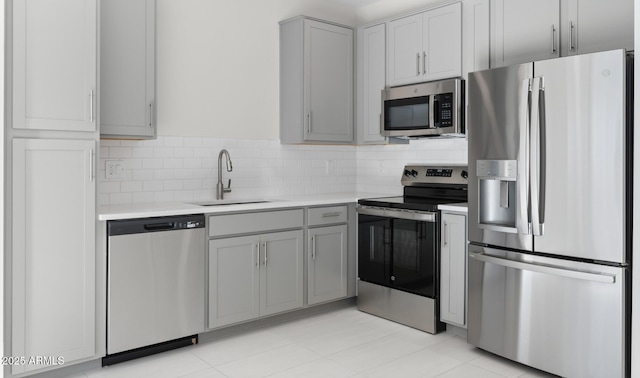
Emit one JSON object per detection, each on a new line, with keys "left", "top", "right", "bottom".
{"left": 391, "top": 219, "right": 436, "bottom": 298}
{"left": 358, "top": 213, "right": 438, "bottom": 298}
{"left": 384, "top": 96, "right": 430, "bottom": 130}
{"left": 357, "top": 214, "right": 390, "bottom": 287}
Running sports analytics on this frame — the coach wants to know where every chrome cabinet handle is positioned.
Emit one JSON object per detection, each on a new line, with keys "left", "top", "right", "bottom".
{"left": 311, "top": 236, "right": 316, "bottom": 260}
{"left": 263, "top": 243, "right": 267, "bottom": 266}
{"left": 416, "top": 53, "right": 420, "bottom": 76}
{"left": 443, "top": 221, "right": 448, "bottom": 246}
{"left": 423, "top": 51, "right": 426, "bottom": 75}
{"left": 307, "top": 112, "right": 312, "bottom": 134}
{"left": 469, "top": 251, "right": 615, "bottom": 284}
{"left": 256, "top": 244, "right": 260, "bottom": 268}
{"left": 551, "top": 25, "right": 557, "bottom": 54}
{"left": 569, "top": 21, "right": 576, "bottom": 52}
{"left": 322, "top": 212, "right": 341, "bottom": 218}
{"left": 148, "top": 103, "right": 153, "bottom": 127}
{"left": 89, "top": 149, "right": 94, "bottom": 181}
{"left": 89, "top": 90, "right": 95, "bottom": 123}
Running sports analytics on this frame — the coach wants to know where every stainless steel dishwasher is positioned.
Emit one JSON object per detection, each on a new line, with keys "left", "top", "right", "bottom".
{"left": 105, "top": 214, "right": 205, "bottom": 365}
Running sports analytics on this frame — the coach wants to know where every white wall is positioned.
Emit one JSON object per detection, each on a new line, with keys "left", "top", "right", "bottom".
{"left": 356, "top": 0, "right": 444, "bottom": 24}
{"left": 155, "top": 0, "right": 358, "bottom": 139}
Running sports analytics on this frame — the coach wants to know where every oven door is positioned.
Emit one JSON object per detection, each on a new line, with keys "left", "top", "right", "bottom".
{"left": 357, "top": 207, "right": 439, "bottom": 298}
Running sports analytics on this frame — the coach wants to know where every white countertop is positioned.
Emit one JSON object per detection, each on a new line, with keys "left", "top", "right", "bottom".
{"left": 98, "top": 192, "right": 396, "bottom": 221}
{"left": 438, "top": 202, "right": 468, "bottom": 213}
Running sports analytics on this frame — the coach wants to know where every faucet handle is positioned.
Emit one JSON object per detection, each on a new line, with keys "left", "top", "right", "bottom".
{"left": 224, "top": 179, "right": 232, "bottom": 193}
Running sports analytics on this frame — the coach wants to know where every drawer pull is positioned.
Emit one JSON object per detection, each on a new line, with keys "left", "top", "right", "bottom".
{"left": 322, "top": 212, "right": 342, "bottom": 218}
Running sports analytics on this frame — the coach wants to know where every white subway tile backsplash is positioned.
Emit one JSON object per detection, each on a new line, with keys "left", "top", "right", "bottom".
{"left": 98, "top": 136, "right": 468, "bottom": 206}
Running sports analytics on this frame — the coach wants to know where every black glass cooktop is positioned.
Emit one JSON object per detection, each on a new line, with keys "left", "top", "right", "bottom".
{"left": 359, "top": 184, "right": 467, "bottom": 211}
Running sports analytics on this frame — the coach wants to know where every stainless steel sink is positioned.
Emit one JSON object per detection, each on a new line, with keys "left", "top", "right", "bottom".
{"left": 190, "top": 199, "right": 270, "bottom": 207}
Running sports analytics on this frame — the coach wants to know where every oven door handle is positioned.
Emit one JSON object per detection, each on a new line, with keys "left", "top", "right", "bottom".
{"left": 357, "top": 205, "right": 437, "bottom": 223}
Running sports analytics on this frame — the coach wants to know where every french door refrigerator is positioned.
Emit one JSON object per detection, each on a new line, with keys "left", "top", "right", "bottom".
{"left": 467, "top": 49, "right": 632, "bottom": 378}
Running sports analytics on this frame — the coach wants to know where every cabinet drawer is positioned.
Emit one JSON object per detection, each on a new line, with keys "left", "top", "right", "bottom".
{"left": 209, "top": 209, "right": 303, "bottom": 237}
{"left": 308, "top": 206, "right": 348, "bottom": 226}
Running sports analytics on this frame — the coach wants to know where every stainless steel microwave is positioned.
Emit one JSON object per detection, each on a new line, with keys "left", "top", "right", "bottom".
{"left": 381, "top": 78, "right": 464, "bottom": 137}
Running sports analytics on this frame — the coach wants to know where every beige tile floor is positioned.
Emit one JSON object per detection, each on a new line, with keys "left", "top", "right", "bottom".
{"left": 74, "top": 306, "right": 556, "bottom": 378}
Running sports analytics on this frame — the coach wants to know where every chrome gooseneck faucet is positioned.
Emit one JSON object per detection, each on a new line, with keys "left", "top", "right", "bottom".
{"left": 216, "top": 149, "right": 233, "bottom": 200}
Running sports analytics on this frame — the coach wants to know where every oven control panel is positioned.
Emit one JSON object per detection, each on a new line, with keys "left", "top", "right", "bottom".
{"left": 402, "top": 165, "right": 468, "bottom": 186}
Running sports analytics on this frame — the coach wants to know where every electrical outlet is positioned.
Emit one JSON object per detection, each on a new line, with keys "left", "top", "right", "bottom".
{"left": 325, "top": 160, "right": 336, "bottom": 175}
{"left": 106, "top": 160, "right": 125, "bottom": 180}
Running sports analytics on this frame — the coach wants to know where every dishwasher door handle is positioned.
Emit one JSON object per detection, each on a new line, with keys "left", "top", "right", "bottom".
{"left": 143, "top": 222, "right": 175, "bottom": 231}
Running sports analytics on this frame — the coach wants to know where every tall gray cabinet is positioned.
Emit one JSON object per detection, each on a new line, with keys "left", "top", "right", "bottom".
{"left": 9, "top": 0, "right": 99, "bottom": 375}
{"left": 280, "top": 17, "right": 354, "bottom": 144}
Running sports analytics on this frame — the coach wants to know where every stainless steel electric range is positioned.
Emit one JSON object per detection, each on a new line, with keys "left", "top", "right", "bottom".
{"left": 356, "top": 165, "right": 468, "bottom": 334}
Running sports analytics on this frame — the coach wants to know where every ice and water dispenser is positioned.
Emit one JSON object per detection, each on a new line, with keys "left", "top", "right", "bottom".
{"left": 476, "top": 160, "right": 519, "bottom": 233}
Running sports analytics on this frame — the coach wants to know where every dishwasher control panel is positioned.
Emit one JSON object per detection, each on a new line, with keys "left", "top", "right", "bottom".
{"left": 108, "top": 214, "right": 205, "bottom": 236}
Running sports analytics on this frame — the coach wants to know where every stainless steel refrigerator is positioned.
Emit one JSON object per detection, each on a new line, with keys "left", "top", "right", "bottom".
{"left": 467, "top": 49, "right": 632, "bottom": 378}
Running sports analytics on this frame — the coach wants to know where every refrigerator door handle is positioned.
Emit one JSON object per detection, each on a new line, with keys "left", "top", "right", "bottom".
{"left": 469, "top": 251, "right": 616, "bottom": 284}
{"left": 529, "top": 77, "right": 541, "bottom": 236}
{"left": 516, "top": 79, "right": 532, "bottom": 235}
{"left": 538, "top": 78, "right": 547, "bottom": 228}
{"left": 530, "top": 77, "right": 545, "bottom": 236}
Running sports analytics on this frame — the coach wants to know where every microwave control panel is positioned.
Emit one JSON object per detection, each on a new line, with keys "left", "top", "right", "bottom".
{"left": 434, "top": 93, "right": 454, "bottom": 127}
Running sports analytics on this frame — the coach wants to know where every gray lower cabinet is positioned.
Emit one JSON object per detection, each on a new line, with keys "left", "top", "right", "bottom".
{"left": 440, "top": 211, "right": 468, "bottom": 328}
{"left": 307, "top": 225, "right": 348, "bottom": 305}
{"left": 100, "top": 0, "right": 156, "bottom": 139}
{"left": 208, "top": 228, "right": 303, "bottom": 329}
{"left": 11, "top": 138, "right": 96, "bottom": 375}
{"left": 280, "top": 16, "right": 354, "bottom": 144}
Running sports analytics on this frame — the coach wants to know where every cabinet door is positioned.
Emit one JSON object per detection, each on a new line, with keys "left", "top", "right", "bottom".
{"left": 491, "top": 0, "right": 560, "bottom": 67}
{"left": 12, "top": 0, "right": 97, "bottom": 132}
{"left": 260, "top": 230, "right": 304, "bottom": 316}
{"left": 440, "top": 213, "right": 467, "bottom": 328}
{"left": 566, "top": 0, "right": 633, "bottom": 56}
{"left": 304, "top": 20, "right": 354, "bottom": 143}
{"left": 308, "top": 225, "right": 348, "bottom": 305}
{"left": 423, "top": 3, "right": 462, "bottom": 81}
{"left": 387, "top": 14, "right": 422, "bottom": 87}
{"left": 462, "top": 0, "right": 490, "bottom": 78}
{"left": 12, "top": 139, "right": 96, "bottom": 375}
{"left": 360, "top": 24, "right": 386, "bottom": 144}
{"left": 209, "top": 236, "right": 260, "bottom": 328}
{"left": 100, "top": 0, "right": 155, "bottom": 138}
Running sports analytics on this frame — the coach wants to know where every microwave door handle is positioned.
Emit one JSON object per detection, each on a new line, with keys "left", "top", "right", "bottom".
{"left": 433, "top": 97, "right": 440, "bottom": 127}
{"left": 516, "top": 79, "right": 532, "bottom": 235}
{"left": 428, "top": 95, "right": 434, "bottom": 129}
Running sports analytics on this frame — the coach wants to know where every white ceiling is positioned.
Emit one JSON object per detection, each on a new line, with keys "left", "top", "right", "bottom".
{"left": 331, "top": 0, "right": 384, "bottom": 8}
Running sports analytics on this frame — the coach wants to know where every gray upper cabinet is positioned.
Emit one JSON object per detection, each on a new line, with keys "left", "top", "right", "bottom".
{"left": 564, "top": 0, "right": 633, "bottom": 56}
{"left": 12, "top": 0, "right": 97, "bottom": 132}
{"left": 462, "top": 0, "right": 490, "bottom": 78}
{"left": 100, "top": 0, "right": 156, "bottom": 139}
{"left": 491, "top": 0, "right": 633, "bottom": 68}
{"left": 357, "top": 23, "right": 387, "bottom": 144}
{"left": 280, "top": 17, "right": 354, "bottom": 144}
{"left": 491, "top": 0, "right": 560, "bottom": 67}
{"left": 387, "top": 3, "right": 462, "bottom": 87}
